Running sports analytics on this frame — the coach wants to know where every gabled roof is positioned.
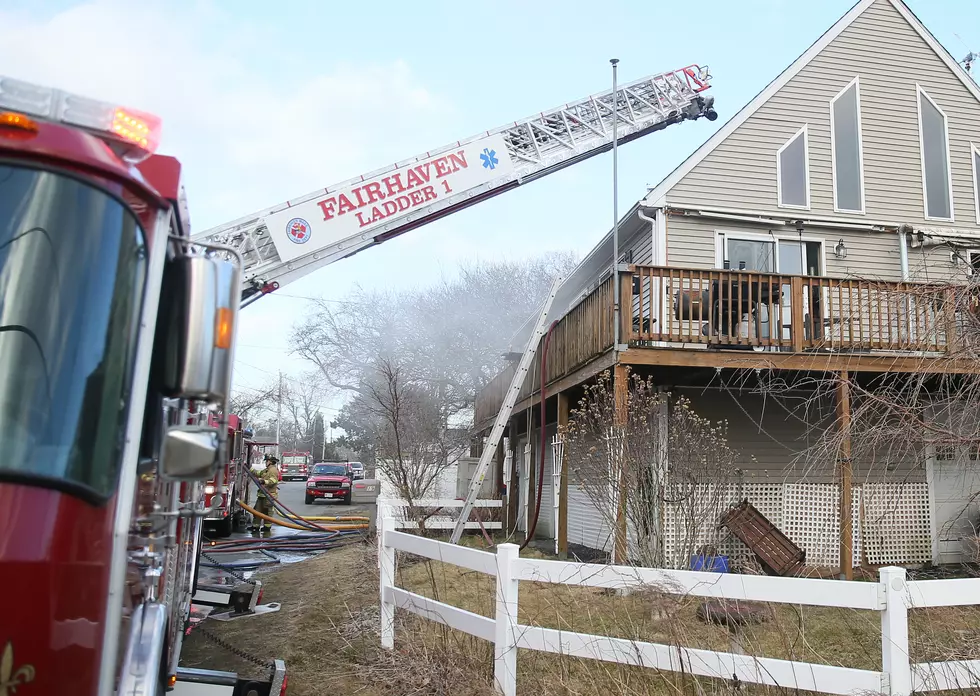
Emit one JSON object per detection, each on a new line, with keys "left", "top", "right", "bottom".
{"left": 642, "top": 0, "right": 980, "bottom": 207}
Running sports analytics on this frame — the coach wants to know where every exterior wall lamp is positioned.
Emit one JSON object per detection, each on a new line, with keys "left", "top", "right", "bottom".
{"left": 835, "top": 239, "right": 848, "bottom": 259}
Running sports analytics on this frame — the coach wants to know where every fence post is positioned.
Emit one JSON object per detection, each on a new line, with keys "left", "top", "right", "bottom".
{"left": 494, "top": 543, "right": 520, "bottom": 696}
{"left": 379, "top": 516, "right": 396, "bottom": 650}
{"left": 880, "top": 566, "right": 912, "bottom": 696}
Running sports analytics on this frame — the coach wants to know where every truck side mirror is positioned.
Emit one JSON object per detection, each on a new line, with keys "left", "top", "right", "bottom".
{"left": 161, "top": 425, "right": 220, "bottom": 480}
{"left": 154, "top": 253, "right": 242, "bottom": 402}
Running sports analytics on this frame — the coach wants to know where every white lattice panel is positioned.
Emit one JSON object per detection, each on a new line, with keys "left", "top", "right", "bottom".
{"left": 860, "top": 482, "right": 932, "bottom": 565}
{"left": 656, "top": 481, "right": 928, "bottom": 570}
{"left": 661, "top": 483, "right": 736, "bottom": 569}
{"left": 780, "top": 484, "right": 862, "bottom": 568}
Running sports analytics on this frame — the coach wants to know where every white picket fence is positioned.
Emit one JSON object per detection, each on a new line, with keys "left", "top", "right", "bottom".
{"left": 378, "top": 517, "right": 980, "bottom": 696}
{"left": 378, "top": 498, "right": 502, "bottom": 530}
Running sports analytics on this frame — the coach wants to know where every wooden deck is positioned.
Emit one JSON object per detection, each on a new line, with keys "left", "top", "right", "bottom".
{"left": 474, "top": 266, "right": 979, "bottom": 427}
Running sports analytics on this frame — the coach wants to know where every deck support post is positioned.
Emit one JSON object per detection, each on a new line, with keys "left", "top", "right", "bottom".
{"left": 557, "top": 391, "right": 570, "bottom": 559}
{"left": 526, "top": 406, "right": 537, "bottom": 542}
{"left": 507, "top": 417, "right": 520, "bottom": 531}
{"left": 495, "top": 432, "right": 505, "bottom": 518}
{"left": 837, "top": 369, "right": 854, "bottom": 580}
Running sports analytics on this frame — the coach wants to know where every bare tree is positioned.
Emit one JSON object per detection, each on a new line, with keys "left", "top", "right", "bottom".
{"left": 290, "top": 253, "right": 578, "bottom": 418}
{"left": 229, "top": 385, "right": 275, "bottom": 427}
{"left": 280, "top": 371, "right": 332, "bottom": 453}
{"left": 350, "top": 357, "right": 468, "bottom": 523}
{"left": 563, "top": 370, "right": 741, "bottom": 568}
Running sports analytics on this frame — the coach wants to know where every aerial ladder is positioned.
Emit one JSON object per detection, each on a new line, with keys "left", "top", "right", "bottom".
{"left": 193, "top": 65, "right": 715, "bottom": 305}
{"left": 194, "top": 63, "right": 717, "bottom": 541}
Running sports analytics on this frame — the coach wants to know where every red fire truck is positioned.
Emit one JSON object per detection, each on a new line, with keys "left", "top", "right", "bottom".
{"left": 279, "top": 451, "right": 312, "bottom": 481}
{"left": 0, "top": 78, "right": 284, "bottom": 695}
{"left": 202, "top": 414, "right": 252, "bottom": 537}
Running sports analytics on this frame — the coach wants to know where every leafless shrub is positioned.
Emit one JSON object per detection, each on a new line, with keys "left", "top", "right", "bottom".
{"left": 562, "top": 369, "right": 742, "bottom": 568}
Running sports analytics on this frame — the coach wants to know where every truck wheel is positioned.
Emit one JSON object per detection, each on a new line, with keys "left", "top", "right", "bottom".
{"left": 343, "top": 492, "right": 352, "bottom": 505}
{"left": 214, "top": 515, "right": 233, "bottom": 538}
{"left": 305, "top": 493, "right": 314, "bottom": 505}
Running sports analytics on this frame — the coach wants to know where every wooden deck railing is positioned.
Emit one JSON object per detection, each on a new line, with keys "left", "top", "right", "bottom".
{"left": 474, "top": 266, "right": 972, "bottom": 426}
{"left": 631, "top": 265, "right": 965, "bottom": 353}
{"left": 474, "top": 277, "right": 614, "bottom": 425}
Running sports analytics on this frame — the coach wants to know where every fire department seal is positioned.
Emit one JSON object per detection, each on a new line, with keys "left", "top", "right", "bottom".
{"left": 285, "top": 217, "right": 311, "bottom": 245}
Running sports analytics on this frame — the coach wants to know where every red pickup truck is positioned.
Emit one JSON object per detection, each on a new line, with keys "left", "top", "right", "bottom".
{"left": 305, "top": 462, "right": 354, "bottom": 505}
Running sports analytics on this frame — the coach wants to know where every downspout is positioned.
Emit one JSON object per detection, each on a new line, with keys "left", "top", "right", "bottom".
{"left": 898, "top": 224, "right": 911, "bottom": 280}
{"left": 638, "top": 208, "right": 657, "bottom": 260}
{"left": 898, "top": 224, "right": 911, "bottom": 344}
{"left": 638, "top": 207, "right": 661, "bottom": 344}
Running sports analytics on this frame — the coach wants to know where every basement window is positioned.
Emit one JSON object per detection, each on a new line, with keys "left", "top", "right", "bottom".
{"left": 830, "top": 77, "right": 865, "bottom": 213}
{"left": 918, "top": 85, "right": 954, "bottom": 221}
{"left": 777, "top": 125, "right": 810, "bottom": 208}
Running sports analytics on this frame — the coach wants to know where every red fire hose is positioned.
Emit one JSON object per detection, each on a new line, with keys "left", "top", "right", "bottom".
{"left": 520, "top": 320, "right": 558, "bottom": 550}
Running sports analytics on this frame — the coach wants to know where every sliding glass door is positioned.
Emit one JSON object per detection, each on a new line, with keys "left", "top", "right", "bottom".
{"left": 719, "top": 233, "right": 823, "bottom": 344}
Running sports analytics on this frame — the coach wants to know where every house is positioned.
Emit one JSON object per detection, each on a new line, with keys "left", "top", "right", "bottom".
{"left": 472, "top": 0, "right": 980, "bottom": 575}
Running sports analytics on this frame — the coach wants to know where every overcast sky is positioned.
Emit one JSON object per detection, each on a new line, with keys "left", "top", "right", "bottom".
{"left": 2, "top": 0, "right": 975, "bottom": 420}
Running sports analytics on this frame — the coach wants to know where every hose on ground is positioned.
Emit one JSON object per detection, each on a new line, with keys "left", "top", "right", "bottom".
{"left": 521, "top": 320, "right": 558, "bottom": 551}
{"left": 237, "top": 499, "right": 369, "bottom": 532}
{"left": 280, "top": 513, "right": 369, "bottom": 522}
{"left": 206, "top": 532, "right": 363, "bottom": 551}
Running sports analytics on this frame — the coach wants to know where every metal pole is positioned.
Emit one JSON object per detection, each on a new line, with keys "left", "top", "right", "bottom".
{"left": 275, "top": 370, "right": 282, "bottom": 460}
{"left": 611, "top": 58, "right": 621, "bottom": 352}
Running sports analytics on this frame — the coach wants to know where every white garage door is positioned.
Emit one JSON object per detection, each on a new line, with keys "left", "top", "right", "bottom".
{"left": 931, "top": 459, "right": 980, "bottom": 564}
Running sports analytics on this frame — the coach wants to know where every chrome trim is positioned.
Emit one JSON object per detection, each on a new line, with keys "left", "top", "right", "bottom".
{"left": 98, "top": 208, "right": 173, "bottom": 696}
{"left": 117, "top": 603, "right": 167, "bottom": 696}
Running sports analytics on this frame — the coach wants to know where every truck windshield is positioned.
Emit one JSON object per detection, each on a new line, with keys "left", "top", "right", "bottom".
{"left": 282, "top": 456, "right": 306, "bottom": 465}
{"left": 0, "top": 164, "right": 147, "bottom": 501}
{"left": 312, "top": 464, "right": 347, "bottom": 476}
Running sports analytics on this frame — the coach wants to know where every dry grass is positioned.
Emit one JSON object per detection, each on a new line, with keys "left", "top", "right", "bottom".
{"left": 180, "top": 541, "right": 498, "bottom": 696}
{"left": 182, "top": 534, "right": 980, "bottom": 695}
{"left": 395, "top": 539, "right": 980, "bottom": 695}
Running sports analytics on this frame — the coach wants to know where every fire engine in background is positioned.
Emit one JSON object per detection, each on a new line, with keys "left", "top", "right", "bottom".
{"left": 0, "top": 78, "right": 284, "bottom": 695}
{"left": 279, "top": 451, "right": 311, "bottom": 481}
{"left": 202, "top": 414, "right": 252, "bottom": 537}
{"left": 202, "top": 427, "right": 281, "bottom": 537}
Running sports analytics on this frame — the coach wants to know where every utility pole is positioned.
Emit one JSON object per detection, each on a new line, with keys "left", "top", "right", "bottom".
{"left": 275, "top": 370, "right": 283, "bottom": 459}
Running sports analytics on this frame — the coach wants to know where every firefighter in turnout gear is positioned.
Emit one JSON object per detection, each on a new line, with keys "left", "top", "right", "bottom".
{"left": 250, "top": 455, "right": 280, "bottom": 531}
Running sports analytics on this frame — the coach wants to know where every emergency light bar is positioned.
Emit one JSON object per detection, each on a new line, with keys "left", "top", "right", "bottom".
{"left": 0, "top": 75, "right": 161, "bottom": 160}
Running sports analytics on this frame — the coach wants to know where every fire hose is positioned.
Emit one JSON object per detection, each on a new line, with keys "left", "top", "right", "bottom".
{"left": 237, "top": 498, "right": 369, "bottom": 532}
{"left": 205, "top": 526, "right": 366, "bottom": 556}
{"left": 520, "top": 320, "right": 558, "bottom": 551}
{"left": 245, "top": 468, "right": 367, "bottom": 534}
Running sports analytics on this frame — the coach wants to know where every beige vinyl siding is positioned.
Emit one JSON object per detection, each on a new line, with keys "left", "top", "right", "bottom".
{"left": 666, "top": 0, "right": 980, "bottom": 231}
{"left": 680, "top": 389, "right": 924, "bottom": 484}
{"left": 578, "top": 216, "right": 654, "bottom": 299}
{"left": 667, "top": 214, "right": 905, "bottom": 278}
{"left": 666, "top": 213, "right": 966, "bottom": 282}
